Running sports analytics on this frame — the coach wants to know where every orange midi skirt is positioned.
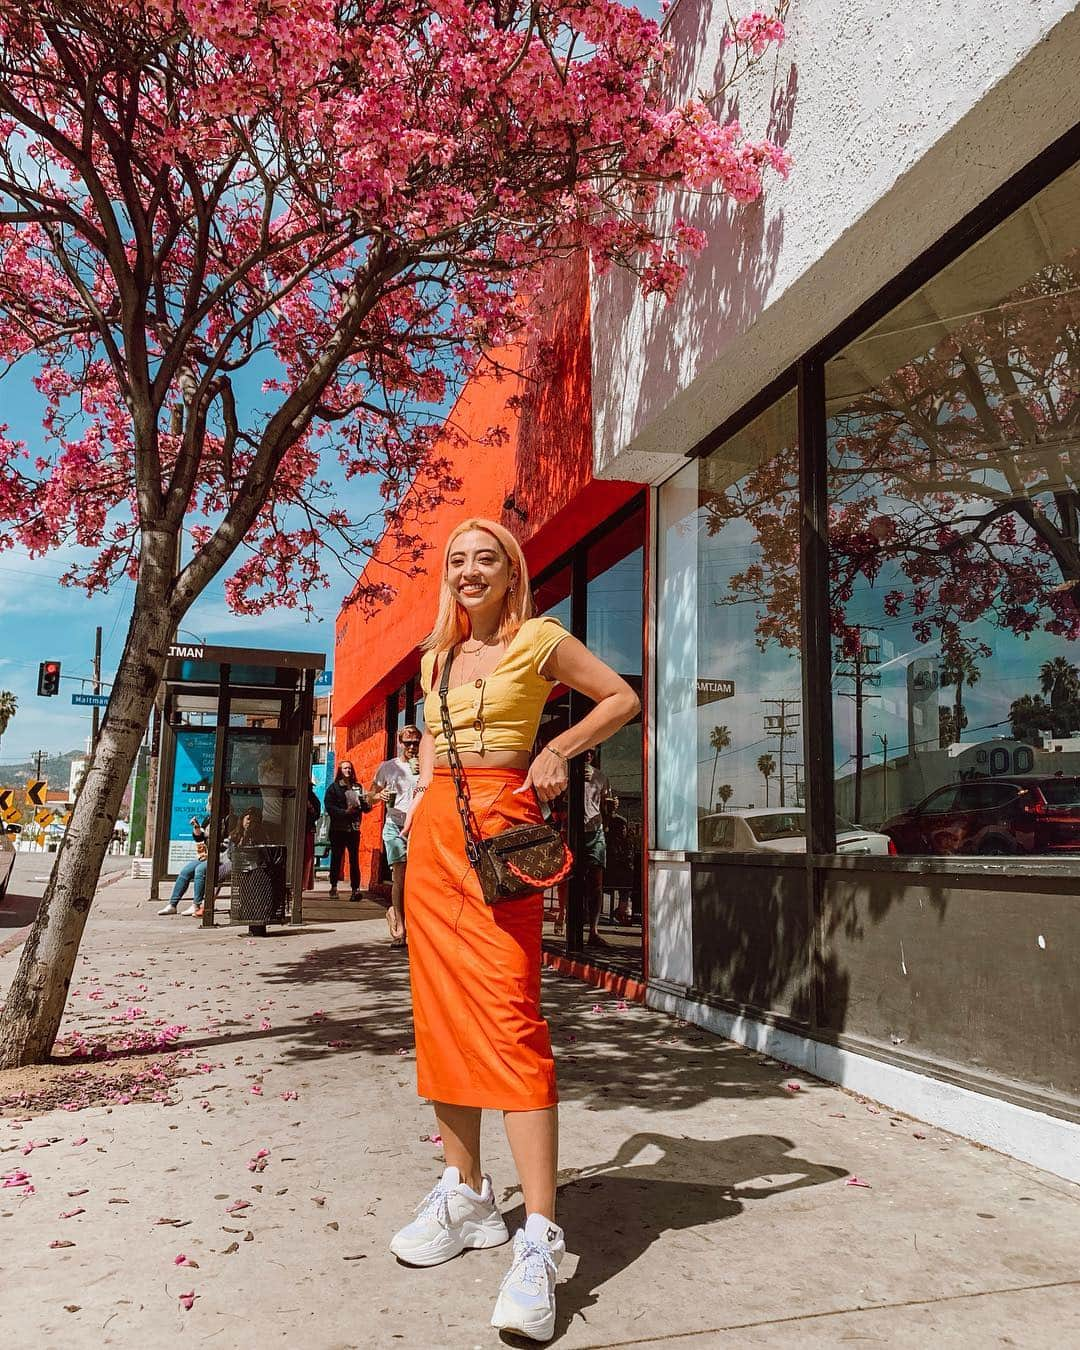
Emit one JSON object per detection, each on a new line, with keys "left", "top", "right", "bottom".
{"left": 404, "top": 767, "right": 557, "bottom": 1111}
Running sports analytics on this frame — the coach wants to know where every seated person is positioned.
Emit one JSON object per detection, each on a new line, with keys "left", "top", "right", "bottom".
{"left": 158, "top": 815, "right": 232, "bottom": 917}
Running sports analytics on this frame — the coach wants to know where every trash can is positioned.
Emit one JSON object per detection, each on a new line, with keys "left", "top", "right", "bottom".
{"left": 230, "top": 844, "right": 288, "bottom": 928}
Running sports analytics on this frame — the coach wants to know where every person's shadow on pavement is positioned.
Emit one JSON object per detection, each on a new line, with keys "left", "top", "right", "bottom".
{"left": 499, "top": 1132, "right": 847, "bottom": 1343}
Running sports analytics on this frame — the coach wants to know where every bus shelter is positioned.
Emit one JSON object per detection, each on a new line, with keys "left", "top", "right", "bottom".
{"left": 152, "top": 643, "right": 325, "bottom": 929}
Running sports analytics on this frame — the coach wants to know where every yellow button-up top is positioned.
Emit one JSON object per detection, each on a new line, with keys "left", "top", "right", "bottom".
{"left": 420, "top": 617, "right": 571, "bottom": 755}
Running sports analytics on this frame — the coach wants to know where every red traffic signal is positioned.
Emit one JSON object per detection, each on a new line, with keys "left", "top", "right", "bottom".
{"left": 37, "top": 660, "right": 61, "bottom": 697}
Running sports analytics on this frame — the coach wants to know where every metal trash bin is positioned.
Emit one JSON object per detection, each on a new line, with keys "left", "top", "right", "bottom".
{"left": 230, "top": 844, "right": 288, "bottom": 926}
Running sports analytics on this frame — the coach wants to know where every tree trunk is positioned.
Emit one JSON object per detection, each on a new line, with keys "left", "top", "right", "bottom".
{"left": 0, "top": 595, "right": 174, "bottom": 1067}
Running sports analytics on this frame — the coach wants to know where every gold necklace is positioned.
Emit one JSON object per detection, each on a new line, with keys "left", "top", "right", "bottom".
{"left": 460, "top": 635, "right": 496, "bottom": 655}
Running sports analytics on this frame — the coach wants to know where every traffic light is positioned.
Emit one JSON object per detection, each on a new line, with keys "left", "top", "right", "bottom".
{"left": 37, "top": 660, "right": 61, "bottom": 697}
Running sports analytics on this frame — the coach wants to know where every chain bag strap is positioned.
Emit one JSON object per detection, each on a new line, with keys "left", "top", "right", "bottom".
{"left": 438, "top": 645, "right": 573, "bottom": 905}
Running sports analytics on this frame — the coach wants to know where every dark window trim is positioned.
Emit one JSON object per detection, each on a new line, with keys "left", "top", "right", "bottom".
{"left": 687, "top": 364, "right": 797, "bottom": 464}
{"left": 532, "top": 490, "right": 647, "bottom": 596}
{"left": 671, "top": 122, "right": 1080, "bottom": 879}
{"left": 532, "top": 496, "right": 648, "bottom": 972}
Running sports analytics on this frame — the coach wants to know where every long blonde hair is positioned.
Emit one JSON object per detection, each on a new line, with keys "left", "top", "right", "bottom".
{"left": 422, "top": 518, "right": 533, "bottom": 653}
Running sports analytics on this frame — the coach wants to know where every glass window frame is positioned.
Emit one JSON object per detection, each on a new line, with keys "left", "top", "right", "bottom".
{"left": 532, "top": 493, "right": 648, "bottom": 967}
{"left": 662, "top": 123, "right": 1080, "bottom": 876}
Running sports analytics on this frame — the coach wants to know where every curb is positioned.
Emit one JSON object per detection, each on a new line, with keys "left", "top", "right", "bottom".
{"left": 0, "top": 866, "right": 128, "bottom": 959}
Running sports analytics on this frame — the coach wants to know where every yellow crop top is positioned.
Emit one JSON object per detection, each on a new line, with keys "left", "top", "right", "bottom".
{"left": 420, "top": 617, "right": 571, "bottom": 755}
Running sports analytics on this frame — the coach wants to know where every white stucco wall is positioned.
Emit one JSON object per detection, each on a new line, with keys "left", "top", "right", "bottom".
{"left": 592, "top": 0, "right": 1080, "bottom": 481}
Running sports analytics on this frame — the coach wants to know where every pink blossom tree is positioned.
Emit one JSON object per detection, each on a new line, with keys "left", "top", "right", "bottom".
{"left": 0, "top": 0, "right": 788, "bottom": 1064}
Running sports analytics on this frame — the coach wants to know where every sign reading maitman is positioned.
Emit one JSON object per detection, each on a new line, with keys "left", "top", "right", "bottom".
{"left": 696, "top": 679, "right": 736, "bottom": 706}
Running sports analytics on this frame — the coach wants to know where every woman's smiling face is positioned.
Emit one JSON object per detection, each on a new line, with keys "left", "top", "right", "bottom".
{"left": 447, "top": 529, "right": 515, "bottom": 619}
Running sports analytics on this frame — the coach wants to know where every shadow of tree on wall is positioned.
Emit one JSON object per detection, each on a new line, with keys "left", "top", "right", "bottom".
{"left": 687, "top": 854, "right": 1080, "bottom": 1102}
{"left": 689, "top": 862, "right": 951, "bottom": 1048}
{"left": 591, "top": 0, "right": 798, "bottom": 464}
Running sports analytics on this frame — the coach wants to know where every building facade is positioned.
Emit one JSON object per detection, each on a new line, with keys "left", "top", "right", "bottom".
{"left": 333, "top": 260, "right": 648, "bottom": 981}
{"left": 336, "top": 0, "right": 1080, "bottom": 1178}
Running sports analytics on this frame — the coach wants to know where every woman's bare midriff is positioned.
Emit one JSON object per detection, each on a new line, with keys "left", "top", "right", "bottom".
{"left": 436, "top": 750, "right": 530, "bottom": 771}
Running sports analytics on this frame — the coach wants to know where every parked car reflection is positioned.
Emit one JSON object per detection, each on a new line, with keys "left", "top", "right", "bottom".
{"left": 699, "top": 809, "right": 894, "bottom": 855}
{"left": 880, "top": 775, "right": 1080, "bottom": 856}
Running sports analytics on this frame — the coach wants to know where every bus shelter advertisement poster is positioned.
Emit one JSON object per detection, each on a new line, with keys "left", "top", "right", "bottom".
{"left": 168, "top": 729, "right": 215, "bottom": 871}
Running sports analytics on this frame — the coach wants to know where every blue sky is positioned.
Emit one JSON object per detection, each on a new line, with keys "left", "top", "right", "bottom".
{"left": 0, "top": 356, "right": 383, "bottom": 763}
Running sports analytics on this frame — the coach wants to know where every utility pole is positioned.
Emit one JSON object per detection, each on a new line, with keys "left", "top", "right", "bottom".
{"left": 875, "top": 731, "right": 889, "bottom": 820}
{"left": 91, "top": 624, "right": 103, "bottom": 752}
{"left": 33, "top": 749, "right": 45, "bottom": 779}
{"left": 835, "top": 627, "right": 881, "bottom": 823}
{"left": 762, "top": 699, "right": 801, "bottom": 807}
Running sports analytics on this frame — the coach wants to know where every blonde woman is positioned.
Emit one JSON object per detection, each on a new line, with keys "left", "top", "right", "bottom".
{"left": 390, "top": 518, "right": 638, "bottom": 1341}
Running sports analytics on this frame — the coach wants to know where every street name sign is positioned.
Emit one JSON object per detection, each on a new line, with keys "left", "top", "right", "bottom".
{"left": 72, "top": 693, "right": 110, "bottom": 707}
{"left": 696, "top": 678, "right": 736, "bottom": 706}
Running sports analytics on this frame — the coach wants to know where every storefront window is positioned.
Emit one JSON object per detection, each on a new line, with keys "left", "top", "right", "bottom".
{"left": 534, "top": 565, "right": 571, "bottom": 629}
{"left": 657, "top": 392, "right": 804, "bottom": 852}
{"left": 825, "top": 159, "right": 1080, "bottom": 860}
{"left": 583, "top": 514, "right": 644, "bottom": 970}
{"left": 532, "top": 511, "right": 646, "bottom": 974}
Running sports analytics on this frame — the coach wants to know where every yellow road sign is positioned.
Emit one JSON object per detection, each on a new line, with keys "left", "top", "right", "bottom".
{"left": 0, "top": 788, "right": 12, "bottom": 813}
{"left": 2, "top": 805, "right": 20, "bottom": 825}
{"left": 34, "top": 808, "right": 55, "bottom": 828}
{"left": 61, "top": 810, "right": 72, "bottom": 827}
{"left": 26, "top": 779, "right": 48, "bottom": 808}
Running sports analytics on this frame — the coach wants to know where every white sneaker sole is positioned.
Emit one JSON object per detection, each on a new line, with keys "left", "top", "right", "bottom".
{"left": 390, "top": 1211, "right": 509, "bottom": 1267}
{"left": 490, "top": 1291, "right": 556, "bottom": 1342}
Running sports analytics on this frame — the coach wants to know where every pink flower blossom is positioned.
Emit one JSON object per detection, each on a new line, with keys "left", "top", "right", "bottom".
{"left": 734, "top": 11, "right": 787, "bottom": 55}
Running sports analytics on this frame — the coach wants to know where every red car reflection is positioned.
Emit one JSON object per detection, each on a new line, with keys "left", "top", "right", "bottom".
{"left": 881, "top": 776, "right": 1080, "bottom": 856}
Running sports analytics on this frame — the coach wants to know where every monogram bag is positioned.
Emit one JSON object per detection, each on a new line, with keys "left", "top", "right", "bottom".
{"left": 439, "top": 645, "right": 573, "bottom": 905}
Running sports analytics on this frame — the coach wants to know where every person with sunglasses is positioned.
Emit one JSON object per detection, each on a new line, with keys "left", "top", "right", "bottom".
{"left": 372, "top": 725, "right": 422, "bottom": 946}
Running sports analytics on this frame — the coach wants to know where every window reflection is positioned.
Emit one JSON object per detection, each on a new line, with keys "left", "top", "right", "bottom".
{"left": 657, "top": 392, "right": 804, "bottom": 853}
{"left": 826, "top": 159, "right": 1080, "bottom": 859}
{"left": 585, "top": 536, "right": 643, "bottom": 968}
{"left": 533, "top": 515, "right": 646, "bottom": 977}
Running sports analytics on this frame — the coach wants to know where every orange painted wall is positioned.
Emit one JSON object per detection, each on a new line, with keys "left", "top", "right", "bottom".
{"left": 333, "top": 255, "right": 639, "bottom": 891}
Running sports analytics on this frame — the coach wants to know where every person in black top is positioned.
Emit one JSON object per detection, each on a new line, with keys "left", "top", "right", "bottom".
{"left": 323, "top": 760, "right": 372, "bottom": 899}
{"left": 303, "top": 784, "right": 321, "bottom": 891}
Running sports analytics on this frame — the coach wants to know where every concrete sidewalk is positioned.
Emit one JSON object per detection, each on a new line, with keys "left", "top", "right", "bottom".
{"left": 1, "top": 875, "right": 1078, "bottom": 1348}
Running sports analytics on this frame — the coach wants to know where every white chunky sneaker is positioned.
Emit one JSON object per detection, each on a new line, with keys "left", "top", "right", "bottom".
{"left": 157, "top": 903, "right": 177, "bottom": 916}
{"left": 181, "top": 903, "right": 198, "bottom": 916}
{"left": 389, "top": 1167, "right": 509, "bottom": 1267}
{"left": 490, "top": 1212, "right": 565, "bottom": 1342}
